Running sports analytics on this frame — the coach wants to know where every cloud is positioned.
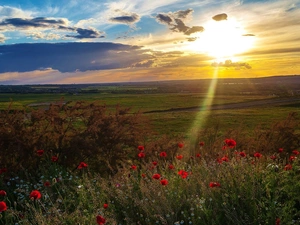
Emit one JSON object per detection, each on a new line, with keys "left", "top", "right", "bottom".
{"left": 184, "top": 26, "right": 204, "bottom": 35}
{"left": 242, "top": 47, "right": 300, "bottom": 56}
{"left": 212, "top": 60, "right": 251, "bottom": 69}
{"left": 174, "top": 9, "right": 193, "bottom": 19}
{"left": 0, "top": 17, "right": 68, "bottom": 29}
{"left": 26, "top": 31, "right": 62, "bottom": 40}
{"left": 0, "top": 42, "right": 151, "bottom": 73}
{"left": 0, "top": 34, "right": 6, "bottom": 43}
{"left": 156, "top": 14, "right": 173, "bottom": 25}
{"left": 66, "top": 28, "right": 105, "bottom": 39}
{"left": 187, "top": 37, "right": 197, "bottom": 42}
{"left": 132, "top": 59, "right": 155, "bottom": 68}
{"left": 156, "top": 9, "right": 204, "bottom": 35}
{"left": 212, "top": 13, "right": 228, "bottom": 21}
{"left": 0, "top": 16, "right": 104, "bottom": 40}
{"left": 109, "top": 12, "right": 140, "bottom": 24}
{"left": 0, "top": 6, "right": 32, "bottom": 19}
{"left": 242, "top": 34, "right": 255, "bottom": 36}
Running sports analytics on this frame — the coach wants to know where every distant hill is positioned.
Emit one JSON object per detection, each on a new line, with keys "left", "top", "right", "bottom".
{"left": 0, "top": 75, "right": 300, "bottom": 96}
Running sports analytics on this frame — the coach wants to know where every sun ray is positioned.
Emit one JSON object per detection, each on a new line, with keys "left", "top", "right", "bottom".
{"left": 188, "top": 67, "right": 219, "bottom": 147}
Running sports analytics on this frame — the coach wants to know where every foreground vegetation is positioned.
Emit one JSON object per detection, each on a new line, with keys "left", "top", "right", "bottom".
{"left": 0, "top": 102, "right": 300, "bottom": 224}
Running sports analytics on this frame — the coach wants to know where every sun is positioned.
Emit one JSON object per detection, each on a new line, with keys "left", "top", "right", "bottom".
{"left": 190, "top": 18, "right": 255, "bottom": 60}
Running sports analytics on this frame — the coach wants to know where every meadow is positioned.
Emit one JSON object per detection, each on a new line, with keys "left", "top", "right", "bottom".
{"left": 0, "top": 78, "right": 300, "bottom": 224}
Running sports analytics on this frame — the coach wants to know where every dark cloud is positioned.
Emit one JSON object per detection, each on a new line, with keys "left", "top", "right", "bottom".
{"left": 0, "top": 17, "right": 104, "bottom": 39}
{"left": 66, "top": 28, "right": 105, "bottom": 39}
{"left": 0, "top": 17, "right": 67, "bottom": 28}
{"left": 212, "top": 13, "right": 228, "bottom": 21}
{"left": 132, "top": 60, "right": 155, "bottom": 68}
{"left": 110, "top": 13, "right": 140, "bottom": 24}
{"left": 187, "top": 37, "right": 197, "bottom": 42}
{"left": 184, "top": 26, "right": 204, "bottom": 35}
{"left": 286, "top": 3, "right": 299, "bottom": 12}
{"left": 0, "top": 42, "right": 151, "bottom": 73}
{"left": 242, "top": 34, "right": 255, "bottom": 36}
{"left": 212, "top": 60, "right": 251, "bottom": 69}
{"left": 170, "top": 18, "right": 189, "bottom": 33}
{"left": 156, "top": 9, "right": 204, "bottom": 36}
{"left": 156, "top": 13, "right": 173, "bottom": 25}
{"left": 174, "top": 9, "right": 193, "bottom": 19}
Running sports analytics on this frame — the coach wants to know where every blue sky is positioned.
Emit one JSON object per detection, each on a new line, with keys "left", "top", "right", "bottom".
{"left": 0, "top": 0, "right": 299, "bottom": 84}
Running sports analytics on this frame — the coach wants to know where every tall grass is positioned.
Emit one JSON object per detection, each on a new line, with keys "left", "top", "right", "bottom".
{"left": 0, "top": 103, "right": 299, "bottom": 224}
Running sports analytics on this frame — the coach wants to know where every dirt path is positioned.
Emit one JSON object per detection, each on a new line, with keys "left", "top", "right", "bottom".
{"left": 144, "top": 97, "right": 300, "bottom": 114}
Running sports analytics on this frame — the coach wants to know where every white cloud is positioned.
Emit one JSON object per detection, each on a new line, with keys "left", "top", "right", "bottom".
{"left": 0, "top": 6, "right": 33, "bottom": 19}
{"left": 0, "top": 33, "right": 6, "bottom": 43}
{"left": 25, "top": 31, "right": 62, "bottom": 40}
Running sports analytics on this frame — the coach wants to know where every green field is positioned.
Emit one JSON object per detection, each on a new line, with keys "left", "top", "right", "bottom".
{"left": 1, "top": 91, "right": 299, "bottom": 136}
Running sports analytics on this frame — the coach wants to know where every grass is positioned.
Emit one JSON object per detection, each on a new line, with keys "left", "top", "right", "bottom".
{"left": 0, "top": 92, "right": 299, "bottom": 224}
{"left": 1, "top": 140, "right": 299, "bottom": 224}
{"left": 0, "top": 93, "right": 272, "bottom": 111}
{"left": 148, "top": 106, "right": 300, "bottom": 136}
{"left": 1, "top": 92, "right": 296, "bottom": 136}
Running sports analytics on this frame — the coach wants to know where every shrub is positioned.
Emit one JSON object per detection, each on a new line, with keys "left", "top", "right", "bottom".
{"left": 0, "top": 102, "right": 148, "bottom": 175}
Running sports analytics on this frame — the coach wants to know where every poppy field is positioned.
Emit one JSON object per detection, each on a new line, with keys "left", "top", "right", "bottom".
{"left": 0, "top": 102, "right": 300, "bottom": 224}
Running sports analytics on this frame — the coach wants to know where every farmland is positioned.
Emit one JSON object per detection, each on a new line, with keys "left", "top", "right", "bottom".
{"left": 1, "top": 75, "right": 300, "bottom": 135}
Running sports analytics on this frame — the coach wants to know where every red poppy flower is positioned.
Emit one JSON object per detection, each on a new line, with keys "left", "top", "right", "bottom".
{"left": 292, "top": 150, "right": 299, "bottom": 155}
{"left": 96, "top": 215, "right": 106, "bottom": 225}
{"left": 0, "top": 190, "right": 6, "bottom": 196}
{"left": 152, "top": 173, "right": 161, "bottom": 180}
{"left": 159, "top": 152, "right": 167, "bottom": 157}
{"left": 270, "top": 155, "right": 277, "bottom": 160}
{"left": 178, "top": 143, "right": 184, "bottom": 148}
{"left": 131, "top": 165, "right": 137, "bottom": 170}
{"left": 221, "top": 156, "right": 229, "bottom": 162}
{"left": 278, "top": 148, "right": 283, "bottom": 153}
{"left": 254, "top": 152, "right": 262, "bottom": 158}
{"left": 30, "top": 190, "right": 41, "bottom": 200}
{"left": 51, "top": 156, "right": 58, "bottom": 162}
{"left": 77, "top": 162, "right": 88, "bottom": 169}
{"left": 152, "top": 161, "right": 158, "bottom": 166}
{"left": 284, "top": 164, "right": 292, "bottom": 171}
{"left": 0, "top": 168, "right": 7, "bottom": 174}
{"left": 178, "top": 170, "right": 189, "bottom": 179}
{"left": 196, "top": 153, "right": 201, "bottom": 158}
{"left": 239, "top": 152, "right": 246, "bottom": 157}
{"left": 160, "top": 179, "right": 168, "bottom": 186}
{"left": 37, "top": 150, "right": 44, "bottom": 156}
{"left": 199, "top": 142, "right": 205, "bottom": 146}
{"left": 44, "top": 181, "right": 51, "bottom": 187}
{"left": 276, "top": 218, "right": 280, "bottom": 225}
{"left": 0, "top": 201, "right": 7, "bottom": 212}
{"left": 217, "top": 158, "right": 223, "bottom": 164}
{"left": 142, "top": 173, "right": 146, "bottom": 178}
{"left": 168, "top": 164, "right": 175, "bottom": 170}
{"left": 138, "top": 146, "right": 144, "bottom": 151}
{"left": 149, "top": 166, "right": 155, "bottom": 170}
{"left": 225, "top": 139, "right": 236, "bottom": 148}
{"left": 138, "top": 152, "right": 145, "bottom": 158}
{"left": 209, "top": 182, "right": 221, "bottom": 188}
{"left": 176, "top": 155, "right": 183, "bottom": 160}
{"left": 289, "top": 155, "right": 296, "bottom": 161}
{"left": 103, "top": 203, "right": 108, "bottom": 209}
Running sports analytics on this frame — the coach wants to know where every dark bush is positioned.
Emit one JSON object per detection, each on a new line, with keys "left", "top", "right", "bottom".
{"left": 0, "top": 101, "right": 149, "bottom": 175}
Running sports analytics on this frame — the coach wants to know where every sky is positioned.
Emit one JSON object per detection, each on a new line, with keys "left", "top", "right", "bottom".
{"left": 0, "top": 0, "right": 299, "bottom": 84}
